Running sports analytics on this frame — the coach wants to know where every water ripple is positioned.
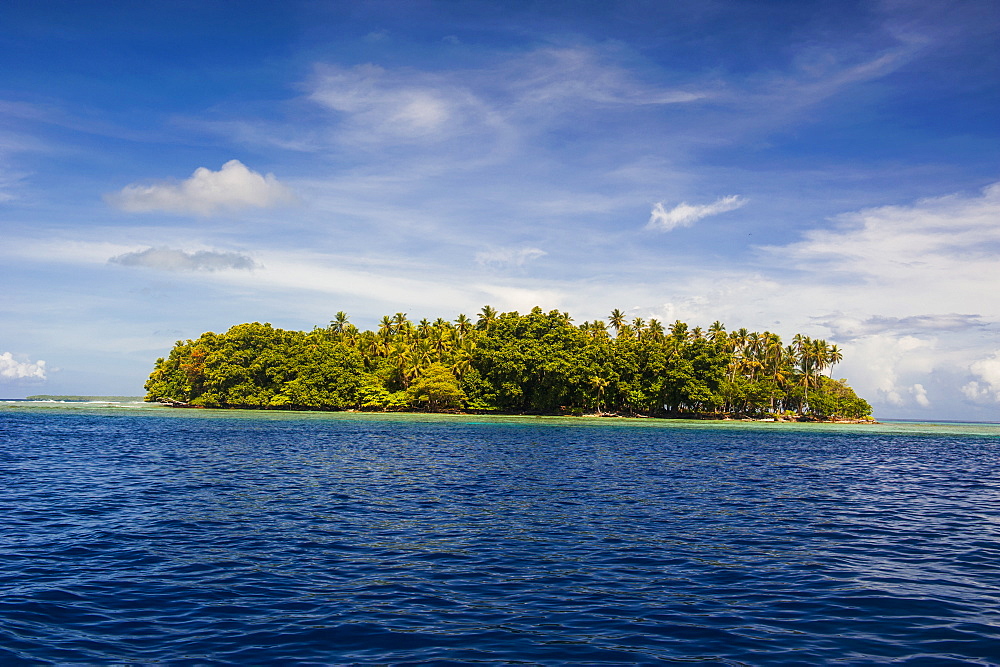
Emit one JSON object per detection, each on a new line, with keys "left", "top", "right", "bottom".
{"left": 2, "top": 410, "right": 1000, "bottom": 663}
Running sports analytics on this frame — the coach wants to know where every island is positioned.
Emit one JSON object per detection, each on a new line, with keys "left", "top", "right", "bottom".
{"left": 144, "top": 306, "right": 873, "bottom": 421}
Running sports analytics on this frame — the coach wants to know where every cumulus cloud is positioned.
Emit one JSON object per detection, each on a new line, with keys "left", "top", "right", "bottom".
{"left": 0, "top": 352, "right": 46, "bottom": 380}
{"left": 838, "top": 334, "right": 936, "bottom": 407}
{"left": 475, "top": 246, "right": 547, "bottom": 267}
{"left": 109, "top": 247, "right": 258, "bottom": 272}
{"left": 647, "top": 195, "right": 746, "bottom": 231}
{"left": 963, "top": 351, "right": 1000, "bottom": 403}
{"left": 911, "top": 383, "right": 931, "bottom": 408}
{"left": 106, "top": 160, "right": 295, "bottom": 216}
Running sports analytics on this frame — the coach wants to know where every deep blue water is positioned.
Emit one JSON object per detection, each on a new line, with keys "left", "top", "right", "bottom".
{"left": 2, "top": 406, "right": 1000, "bottom": 664}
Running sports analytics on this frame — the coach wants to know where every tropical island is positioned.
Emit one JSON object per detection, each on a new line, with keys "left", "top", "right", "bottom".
{"left": 144, "top": 306, "right": 873, "bottom": 421}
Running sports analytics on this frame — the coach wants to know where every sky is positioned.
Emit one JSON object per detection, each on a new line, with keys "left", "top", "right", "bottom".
{"left": 1, "top": 0, "right": 999, "bottom": 420}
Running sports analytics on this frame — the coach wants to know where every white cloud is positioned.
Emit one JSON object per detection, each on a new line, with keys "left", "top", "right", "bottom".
{"left": 500, "top": 47, "right": 706, "bottom": 108}
{"left": 647, "top": 195, "right": 747, "bottom": 231}
{"left": 305, "top": 46, "right": 704, "bottom": 151}
{"left": 964, "top": 351, "right": 1000, "bottom": 403}
{"left": 0, "top": 352, "right": 46, "bottom": 380}
{"left": 309, "top": 63, "right": 490, "bottom": 144}
{"left": 475, "top": 246, "right": 547, "bottom": 267}
{"left": 109, "top": 247, "right": 258, "bottom": 272}
{"left": 911, "top": 383, "right": 931, "bottom": 408}
{"left": 775, "top": 183, "right": 1000, "bottom": 290}
{"left": 814, "top": 313, "right": 988, "bottom": 339}
{"left": 961, "top": 382, "right": 986, "bottom": 402}
{"left": 0, "top": 163, "right": 28, "bottom": 203}
{"left": 816, "top": 334, "right": 937, "bottom": 408}
{"left": 106, "top": 160, "right": 295, "bottom": 216}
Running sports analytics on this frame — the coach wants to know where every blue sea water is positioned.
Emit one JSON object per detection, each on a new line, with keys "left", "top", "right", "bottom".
{"left": 2, "top": 403, "right": 999, "bottom": 664}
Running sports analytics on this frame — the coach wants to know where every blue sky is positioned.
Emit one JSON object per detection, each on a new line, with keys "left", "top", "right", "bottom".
{"left": 2, "top": 0, "right": 999, "bottom": 420}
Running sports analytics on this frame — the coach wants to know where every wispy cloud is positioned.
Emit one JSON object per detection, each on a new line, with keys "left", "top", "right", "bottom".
{"left": 498, "top": 47, "right": 706, "bottom": 108}
{"left": 106, "top": 160, "right": 295, "bottom": 216}
{"left": 0, "top": 352, "right": 46, "bottom": 380}
{"left": 0, "top": 169, "right": 23, "bottom": 203}
{"left": 814, "top": 313, "right": 990, "bottom": 340}
{"left": 773, "top": 182, "right": 1000, "bottom": 291}
{"left": 109, "top": 247, "right": 258, "bottom": 272}
{"left": 475, "top": 246, "right": 547, "bottom": 267}
{"left": 297, "top": 45, "right": 705, "bottom": 153}
{"left": 647, "top": 195, "right": 746, "bottom": 231}
{"left": 746, "top": 183, "right": 1000, "bottom": 415}
{"left": 309, "top": 63, "right": 498, "bottom": 146}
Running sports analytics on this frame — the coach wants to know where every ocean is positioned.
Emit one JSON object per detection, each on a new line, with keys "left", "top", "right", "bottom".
{"left": 2, "top": 401, "right": 999, "bottom": 664}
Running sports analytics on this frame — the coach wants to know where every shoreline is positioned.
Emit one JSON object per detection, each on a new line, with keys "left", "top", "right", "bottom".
{"left": 153, "top": 399, "right": 878, "bottom": 424}
{"left": 10, "top": 401, "right": 1000, "bottom": 435}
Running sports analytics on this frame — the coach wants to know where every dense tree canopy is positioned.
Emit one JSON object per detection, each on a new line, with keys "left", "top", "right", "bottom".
{"left": 145, "top": 307, "right": 872, "bottom": 419}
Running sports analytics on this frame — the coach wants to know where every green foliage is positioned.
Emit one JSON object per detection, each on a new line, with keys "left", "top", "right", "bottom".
{"left": 406, "top": 363, "right": 466, "bottom": 411}
{"left": 146, "top": 323, "right": 363, "bottom": 410}
{"left": 806, "top": 377, "right": 873, "bottom": 419}
{"left": 144, "top": 307, "right": 873, "bottom": 419}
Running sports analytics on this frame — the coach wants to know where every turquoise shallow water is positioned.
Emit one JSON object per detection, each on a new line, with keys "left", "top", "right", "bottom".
{"left": 1, "top": 402, "right": 999, "bottom": 663}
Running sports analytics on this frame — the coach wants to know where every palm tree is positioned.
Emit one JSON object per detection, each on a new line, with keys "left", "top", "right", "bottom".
{"left": 647, "top": 318, "right": 664, "bottom": 340}
{"left": 810, "top": 339, "right": 830, "bottom": 384}
{"left": 726, "top": 327, "right": 749, "bottom": 385}
{"left": 827, "top": 344, "right": 843, "bottom": 379}
{"left": 669, "top": 320, "right": 688, "bottom": 341}
{"left": 342, "top": 324, "right": 359, "bottom": 346}
{"left": 588, "top": 376, "right": 609, "bottom": 413}
{"left": 477, "top": 305, "right": 497, "bottom": 330}
{"left": 378, "top": 315, "right": 394, "bottom": 338}
{"left": 793, "top": 335, "right": 819, "bottom": 413}
{"left": 586, "top": 320, "right": 608, "bottom": 340}
{"left": 389, "top": 340, "right": 414, "bottom": 387}
{"left": 330, "top": 311, "right": 350, "bottom": 335}
{"left": 454, "top": 313, "right": 472, "bottom": 339}
{"left": 763, "top": 333, "right": 786, "bottom": 412}
{"left": 608, "top": 309, "right": 625, "bottom": 335}
{"left": 414, "top": 338, "right": 433, "bottom": 369}
{"left": 431, "top": 328, "right": 451, "bottom": 357}
{"left": 392, "top": 312, "right": 410, "bottom": 336}
{"left": 708, "top": 321, "right": 727, "bottom": 344}
{"left": 450, "top": 342, "right": 474, "bottom": 379}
